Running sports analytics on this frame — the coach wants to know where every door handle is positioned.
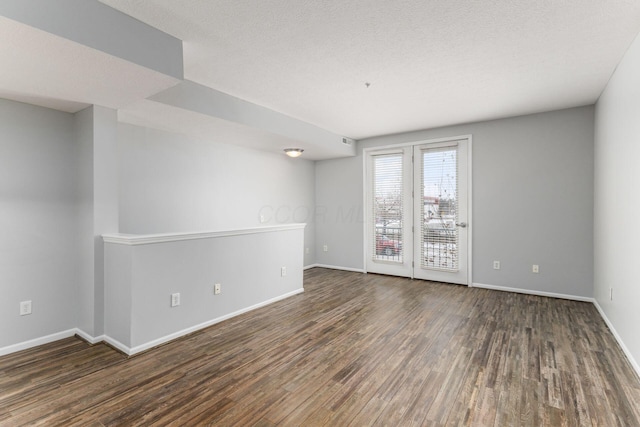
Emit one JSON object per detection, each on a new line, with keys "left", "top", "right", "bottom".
{"left": 456, "top": 222, "right": 467, "bottom": 228}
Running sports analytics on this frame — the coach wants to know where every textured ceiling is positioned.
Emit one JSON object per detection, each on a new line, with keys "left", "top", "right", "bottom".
{"left": 3, "top": 1, "right": 640, "bottom": 148}
{"left": 100, "top": 0, "right": 640, "bottom": 139}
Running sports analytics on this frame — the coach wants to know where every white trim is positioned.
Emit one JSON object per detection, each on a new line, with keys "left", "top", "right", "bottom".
{"left": 471, "top": 282, "right": 594, "bottom": 302}
{"left": 0, "top": 329, "right": 76, "bottom": 356}
{"left": 4, "top": 287, "right": 638, "bottom": 381}
{"left": 364, "top": 147, "right": 414, "bottom": 278}
{"left": 75, "top": 329, "right": 104, "bottom": 345}
{"left": 309, "top": 264, "right": 366, "bottom": 273}
{"left": 103, "top": 223, "right": 306, "bottom": 246}
{"left": 362, "top": 135, "right": 473, "bottom": 284}
{"left": 0, "top": 289, "right": 305, "bottom": 357}
{"left": 466, "top": 135, "right": 473, "bottom": 286}
{"left": 592, "top": 300, "right": 640, "bottom": 380}
{"left": 103, "top": 336, "right": 132, "bottom": 355}
{"left": 362, "top": 152, "right": 368, "bottom": 273}
{"left": 126, "top": 288, "right": 305, "bottom": 356}
{"left": 361, "top": 134, "right": 473, "bottom": 153}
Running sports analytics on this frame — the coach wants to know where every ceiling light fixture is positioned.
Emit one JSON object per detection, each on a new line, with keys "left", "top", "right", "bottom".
{"left": 284, "top": 148, "right": 304, "bottom": 158}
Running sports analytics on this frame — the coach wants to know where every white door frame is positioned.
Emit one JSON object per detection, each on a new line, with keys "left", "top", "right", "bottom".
{"left": 363, "top": 147, "right": 414, "bottom": 278}
{"left": 363, "top": 134, "right": 473, "bottom": 285}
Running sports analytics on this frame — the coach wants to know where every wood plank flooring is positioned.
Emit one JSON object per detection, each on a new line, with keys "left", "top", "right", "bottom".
{"left": 1, "top": 268, "right": 639, "bottom": 426}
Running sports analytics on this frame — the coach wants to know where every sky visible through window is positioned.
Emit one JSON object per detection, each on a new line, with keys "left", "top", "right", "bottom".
{"left": 423, "top": 148, "right": 456, "bottom": 201}
{"left": 372, "top": 149, "right": 457, "bottom": 200}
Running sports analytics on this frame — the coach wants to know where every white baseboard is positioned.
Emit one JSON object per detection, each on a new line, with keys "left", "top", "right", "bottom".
{"left": 102, "top": 336, "right": 132, "bottom": 355}
{"left": 592, "top": 300, "right": 640, "bottom": 380}
{"left": 74, "top": 329, "right": 104, "bottom": 345}
{"left": 0, "top": 329, "right": 77, "bottom": 357}
{"left": 126, "top": 287, "right": 305, "bottom": 356}
{"left": 306, "top": 263, "right": 365, "bottom": 273}
{"left": 7, "top": 282, "right": 636, "bottom": 384}
{"left": 472, "top": 282, "right": 639, "bottom": 379}
{"left": 0, "top": 288, "right": 305, "bottom": 358}
{"left": 471, "top": 282, "right": 594, "bottom": 302}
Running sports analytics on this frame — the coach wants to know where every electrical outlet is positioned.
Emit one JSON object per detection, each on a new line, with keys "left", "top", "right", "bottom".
{"left": 532, "top": 265, "right": 539, "bottom": 274}
{"left": 20, "top": 300, "right": 32, "bottom": 316}
{"left": 214, "top": 283, "right": 221, "bottom": 295}
{"left": 493, "top": 261, "right": 500, "bottom": 270}
{"left": 305, "top": 247, "right": 309, "bottom": 254}
{"left": 260, "top": 214, "right": 266, "bottom": 223}
{"left": 170, "top": 293, "right": 180, "bottom": 307}
{"left": 281, "top": 266, "right": 287, "bottom": 277}
{"left": 610, "top": 287, "right": 613, "bottom": 301}
{"left": 323, "top": 245, "right": 328, "bottom": 252}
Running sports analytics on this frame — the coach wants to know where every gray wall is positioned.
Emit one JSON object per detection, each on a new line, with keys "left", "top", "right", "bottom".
{"left": 75, "top": 105, "right": 119, "bottom": 338}
{"left": 316, "top": 106, "right": 594, "bottom": 297}
{"left": 1, "top": 98, "right": 317, "bottom": 353}
{"left": 117, "top": 124, "right": 317, "bottom": 266}
{"left": 594, "top": 30, "right": 640, "bottom": 369}
{"left": 315, "top": 156, "right": 364, "bottom": 269}
{"left": 75, "top": 107, "right": 95, "bottom": 337}
{"left": 0, "top": 99, "right": 79, "bottom": 347}
{"left": 104, "top": 226, "right": 304, "bottom": 353}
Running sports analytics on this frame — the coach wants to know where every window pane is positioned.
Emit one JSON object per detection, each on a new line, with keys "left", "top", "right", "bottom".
{"left": 421, "top": 147, "right": 458, "bottom": 271}
{"left": 372, "top": 153, "right": 403, "bottom": 263}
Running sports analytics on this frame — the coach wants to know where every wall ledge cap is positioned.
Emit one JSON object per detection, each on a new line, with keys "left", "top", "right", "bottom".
{"left": 102, "top": 223, "right": 306, "bottom": 245}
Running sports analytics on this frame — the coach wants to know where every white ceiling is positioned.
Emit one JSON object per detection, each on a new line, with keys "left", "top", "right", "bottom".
{"left": 99, "top": 0, "right": 640, "bottom": 140}
{"left": 3, "top": 1, "right": 640, "bottom": 153}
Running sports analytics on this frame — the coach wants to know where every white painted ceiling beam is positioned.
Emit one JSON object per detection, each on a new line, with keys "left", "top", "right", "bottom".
{"left": 144, "top": 80, "right": 356, "bottom": 159}
{"left": 0, "top": 0, "right": 183, "bottom": 80}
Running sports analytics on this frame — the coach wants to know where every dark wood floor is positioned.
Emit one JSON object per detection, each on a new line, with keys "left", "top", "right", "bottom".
{"left": 1, "top": 268, "right": 639, "bottom": 426}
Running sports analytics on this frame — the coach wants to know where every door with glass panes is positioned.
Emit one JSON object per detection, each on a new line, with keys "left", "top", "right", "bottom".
{"left": 365, "top": 138, "right": 470, "bottom": 284}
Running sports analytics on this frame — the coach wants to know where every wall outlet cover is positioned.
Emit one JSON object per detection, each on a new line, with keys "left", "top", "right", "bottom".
{"left": 171, "top": 293, "right": 180, "bottom": 307}
{"left": 20, "top": 300, "right": 32, "bottom": 316}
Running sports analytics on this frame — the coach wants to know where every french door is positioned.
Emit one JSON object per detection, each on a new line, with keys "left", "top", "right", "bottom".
{"left": 365, "top": 137, "right": 470, "bottom": 285}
